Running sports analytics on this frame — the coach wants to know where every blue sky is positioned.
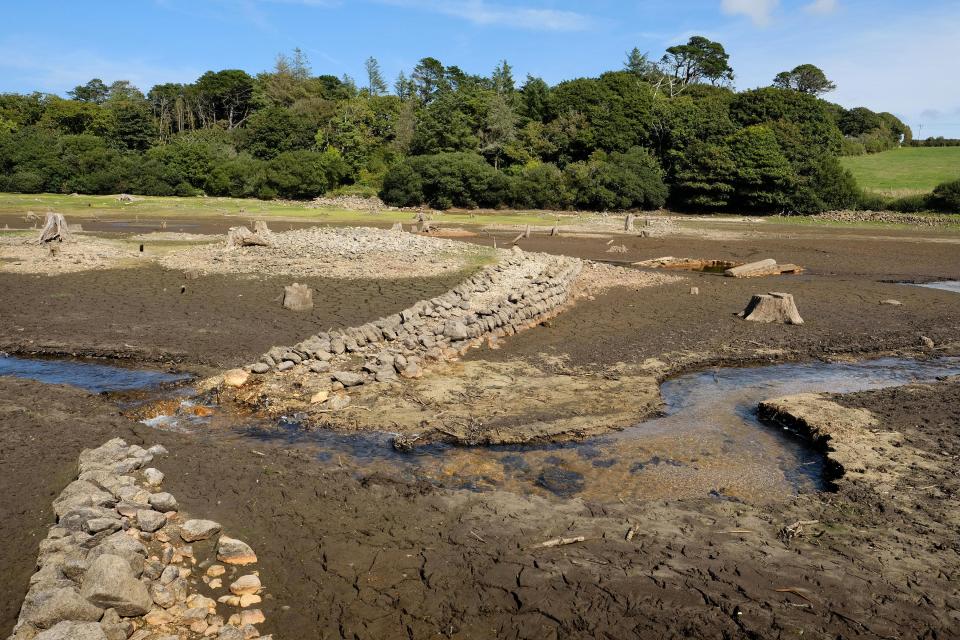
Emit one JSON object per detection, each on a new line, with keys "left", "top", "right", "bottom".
{"left": 2, "top": 0, "right": 959, "bottom": 137}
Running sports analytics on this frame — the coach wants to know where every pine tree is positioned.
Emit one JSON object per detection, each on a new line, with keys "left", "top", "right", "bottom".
{"left": 365, "top": 57, "right": 388, "bottom": 96}
{"left": 492, "top": 59, "right": 515, "bottom": 95}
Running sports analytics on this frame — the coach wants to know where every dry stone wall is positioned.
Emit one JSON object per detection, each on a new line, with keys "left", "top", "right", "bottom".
{"left": 246, "top": 250, "right": 582, "bottom": 397}
{"left": 8, "top": 439, "right": 270, "bottom": 640}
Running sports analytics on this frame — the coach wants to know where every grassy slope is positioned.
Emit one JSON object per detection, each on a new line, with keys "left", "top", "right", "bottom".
{"left": 840, "top": 147, "right": 960, "bottom": 195}
{"left": 0, "top": 193, "right": 588, "bottom": 227}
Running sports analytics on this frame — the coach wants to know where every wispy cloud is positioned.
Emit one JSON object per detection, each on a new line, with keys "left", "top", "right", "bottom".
{"left": 720, "top": 0, "right": 779, "bottom": 27}
{"left": 0, "top": 36, "right": 201, "bottom": 94}
{"left": 377, "top": 0, "right": 592, "bottom": 31}
{"left": 804, "top": 0, "right": 838, "bottom": 15}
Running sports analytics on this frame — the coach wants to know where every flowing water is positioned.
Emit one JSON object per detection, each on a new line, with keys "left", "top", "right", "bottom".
{"left": 3, "top": 354, "right": 959, "bottom": 503}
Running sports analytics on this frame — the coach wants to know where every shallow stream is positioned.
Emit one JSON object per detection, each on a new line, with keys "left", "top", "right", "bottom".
{"left": 2, "top": 354, "right": 958, "bottom": 503}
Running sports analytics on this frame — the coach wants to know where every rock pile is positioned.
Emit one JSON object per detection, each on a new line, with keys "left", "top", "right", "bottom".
{"left": 814, "top": 210, "right": 957, "bottom": 227}
{"left": 158, "top": 226, "right": 490, "bottom": 280}
{"left": 7, "top": 439, "right": 270, "bottom": 640}
{"left": 246, "top": 252, "right": 583, "bottom": 405}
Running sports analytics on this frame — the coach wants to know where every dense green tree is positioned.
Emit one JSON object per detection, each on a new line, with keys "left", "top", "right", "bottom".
{"left": 519, "top": 76, "right": 550, "bottom": 122}
{"left": 660, "top": 36, "right": 734, "bottom": 92}
{"left": 265, "top": 149, "right": 350, "bottom": 199}
{"left": 69, "top": 79, "right": 110, "bottom": 104}
{"left": 669, "top": 141, "right": 736, "bottom": 209}
{"left": 479, "top": 94, "right": 518, "bottom": 169}
{"left": 105, "top": 100, "right": 157, "bottom": 151}
{"left": 411, "top": 58, "right": 449, "bottom": 102}
{"left": 236, "top": 106, "right": 317, "bottom": 159}
{"left": 726, "top": 125, "right": 797, "bottom": 211}
{"left": 491, "top": 60, "right": 515, "bottom": 95}
{"left": 772, "top": 64, "right": 836, "bottom": 95}
{"left": 194, "top": 70, "right": 255, "bottom": 128}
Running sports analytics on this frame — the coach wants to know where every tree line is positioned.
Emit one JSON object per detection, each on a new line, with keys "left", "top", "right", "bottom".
{"left": 0, "top": 39, "right": 950, "bottom": 213}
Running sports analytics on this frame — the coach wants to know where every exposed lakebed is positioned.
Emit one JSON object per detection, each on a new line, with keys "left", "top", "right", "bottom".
{"left": 3, "top": 354, "right": 959, "bottom": 504}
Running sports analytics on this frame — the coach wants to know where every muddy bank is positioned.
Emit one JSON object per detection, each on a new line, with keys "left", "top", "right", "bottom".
{"left": 0, "top": 265, "right": 467, "bottom": 368}
{"left": 476, "top": 273, "right": 960, "bottom": 372}
{"left": 3, "top": 375, "right": 959, "bottom": 639}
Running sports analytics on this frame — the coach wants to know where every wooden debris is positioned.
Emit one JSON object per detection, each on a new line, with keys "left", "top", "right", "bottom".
{"left": 778, "top": 519, "right": 819, "bottom": 542}
{"left": 227, "top": 226, "right": 270, "bottom": 247}
{"left": 625, "top": 527, "right": 637, "bottom": 541}
{"left": 535, "top": 535, "right": 586, "bottom": 549}
{"left": 738, "top": 292, "right": 804, "bottom": 325}
{"left": 38, "top": 212, "right": 69, "bottom": 244}
{"left": 724, "top": 259, "right": 805, "bottom": 278}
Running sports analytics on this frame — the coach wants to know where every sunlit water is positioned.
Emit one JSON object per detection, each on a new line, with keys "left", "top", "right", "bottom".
{"left": 0, "top": 355, "right": 190, "bottom": 393}
{"left": 3, "top": 354, "right": 958, "bottom": 503}
{"left": 915, "top": 280, "right": 960, "bottom": 294}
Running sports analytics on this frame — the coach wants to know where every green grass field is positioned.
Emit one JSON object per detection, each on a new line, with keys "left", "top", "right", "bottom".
{"left": 0, "top": 193, "right": 587, "bottom": 228}
{"left": 841, "top": 147, "right": 960, "bottom": 196}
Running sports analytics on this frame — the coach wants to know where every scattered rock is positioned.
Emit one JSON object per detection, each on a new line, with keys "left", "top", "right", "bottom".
{"left": 333, "top": 371, "right": 363, "bottom": 387}
{"left": 180, "top": 519, "right": 222, "bottom": 542}
{"left": 217, "top": 536, "right": 258, "bottom": 565}
{"left": 229, "top": 574, "right": 262, "bottom": 596}
{"left": 327, "top": 393, "right": 352, "bottom": 411}
{"left": 310, "top": 390, "right": 330, "bottom": 404}
{"left": 143, "top": 468, "right": 164, "bottom": 486}
{"left": 148, "top": 492, "right": 178, "bottom": 512}
{"left": 223, "top": 369, "right": 250, "bottom": 388}
{"left": 880, "top": 299, "right": 903, "bottom": 306}
{"left": 920, "top": 335, "right": 935, "bottom": 348}
{"left": 136, "top": 509, "right": 167, "bottom": 533}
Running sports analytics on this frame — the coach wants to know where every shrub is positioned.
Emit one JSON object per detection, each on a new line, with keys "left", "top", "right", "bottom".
{"left": 511, "top": 162, "right": 569, "bottom": 210}
{"left": 380, "top": 152, "right": 509, "bottom": 209}
{"left": 930, "top": 179, "right": 960, "bottom": 213}
{"left": 265, "top": 149, "right": 350, "bottom": 199}
{"left": 566, "top": 148, "right": 667, "bottom": 211}
{"left": 888, "top": 194, "right": 931, "bottom": 213}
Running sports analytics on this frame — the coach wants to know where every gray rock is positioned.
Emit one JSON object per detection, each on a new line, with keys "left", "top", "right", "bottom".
{"left": 251, "top": 362, "right": 271, "bottom": 374}
{"left": 217, "top": 536, "right": 258, "bottom": 565}
{"left": 150, "top": 582, "right": 177, "bottom": 608}
{"left": 34, "top": 621, "right": 108, "bottom": 640}
{"left": 146, "top": 444, "right": 169, "bottom": 457}
{"left": 80, "top": 554, "right": 153, "bottom": 616}
{"left": 327, "top": 393, "right": 352, "bottom": 411}
{"left": 148, "top": 492, "right": 178, "bottom": 512}
{"left": 333, "top": 371, "right": 363, "bottom": 387}
{"left": 217, "top": 626, "right": 246, "bottom": 640}
{"left": 179, "top": 519, "right": 222, "bottom": 542}
{"left": 143, "top": 468, "right": 164, "bottom": 486}
{"left": 19, "top": 587, "right": 104, "bottom": 629}
{"left": 374, "top": 367, "right": 397, "bottom": 383}
{"left": 136, "top": 509, "right": 166, "bottom": 533}
{"left": 159, "top": 564, "right": 179, "bottom": 585}
{"left": 85, "top": 517, "right": 121, "bottom": 535}
{"left": 276, "top": 360, "right": 294, "bottom": 372}
{"left": 331, "top": 337, "right": 346, "bottom": 354}
{"left": 61, "top": 557, "right": 88, "bottom": 582}
{"left": 307, "top": 360, "right": 330, "bottom": 373}
{"left": 281, "top": 351, "right": 302, "bottom": 364}
{"left": 86, "top": 532, "right": 147, "bottom": 576}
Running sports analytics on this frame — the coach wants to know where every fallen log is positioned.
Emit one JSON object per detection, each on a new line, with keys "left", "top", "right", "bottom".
{"left": 724, "top": 259, "right": 805, "bottom": 278}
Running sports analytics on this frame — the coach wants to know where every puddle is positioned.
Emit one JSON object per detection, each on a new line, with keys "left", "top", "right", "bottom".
{"left": 0, "top": 355, "right": 191, "bottom": 394}
{"left": 915, "top": 280, "right": 960, "bottom": 294}
{"left": 152, "top": 356, "right": 960, "bottom": 504}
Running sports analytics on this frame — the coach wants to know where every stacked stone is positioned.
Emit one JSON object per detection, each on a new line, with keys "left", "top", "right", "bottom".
{"left": 248, "top": 254, "right": 582, "bottom": 393}
{"left": 8, "top": 439, "right": 269, "bottom": 640}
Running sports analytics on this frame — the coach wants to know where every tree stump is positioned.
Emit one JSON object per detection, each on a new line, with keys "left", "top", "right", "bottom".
{"left": 282, "top": 283, "right": 313, "bottom": 311}
{"left": 625, "top": 214, "right": 635, "bottom": 232}
{"left": 38, "top": 212, "right": 69, "bottom": 244}
{"left": 390, "top": 222, "right": 403, "bottom": 232}
{"left": 253, "top": 220, "right": 272, "bottom": 236}
{"left": 738, "top": 292, "right": 803, "bottom": 325}
{"left": 226, "top": 226, "right": 270, "bottom": 247}
{"left": 549, "top": 225, "right": 559, "bottom": 237}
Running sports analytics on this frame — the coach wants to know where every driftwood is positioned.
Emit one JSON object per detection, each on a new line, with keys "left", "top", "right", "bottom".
{"left": 738, "top": 292, "right": 804, "bottom": 325}
{"left": 725, "top": 259, "right": 805, "bottom": 278}
{"left": 38, "top": 212, "right": 69, "bottom": 244}
{"left": 535, "top": 535, "right": 585, "bottom": 549}
{"left": 227, "top": 226, "right": 270, "bottom": 248}
{"left": 510, "top": 232, "right": 524, "bottom": 245}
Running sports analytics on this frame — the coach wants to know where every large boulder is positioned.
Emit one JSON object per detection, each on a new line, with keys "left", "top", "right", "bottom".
{"left": 34, "top": 621, "right": 107, "bottom": 640}
{"left": 18, "top": 588, "right": 104, "bottom": 629}
{"left": 80, "top": 554, "right": 153, "bottom": 616}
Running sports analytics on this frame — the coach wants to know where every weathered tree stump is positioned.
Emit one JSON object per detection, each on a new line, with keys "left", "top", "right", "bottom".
{"left": 390, "top": 222, "right": 403, "bottom": 232}
{"left": 253, "top": 220, "right": 272, "bottom": 236}
{"left": 625, "top": 214, "right": 636, "bottom": 232}
{"left": 226, "top": 226, "right": 270, "bottom": 247}
{"left": 738, "top": 292, "right": 804, "bottom": 325}
{"left": 549, "top": 225, "right": 559, "bottom": 237}
{"left": 282, "top": 283, "right": 313, "bottom": 311}
{"left": 38, "top": 212, "right": 69, "bottom": 244}
{"left": 523, "top": 225, "right": 531, "bottom": 239}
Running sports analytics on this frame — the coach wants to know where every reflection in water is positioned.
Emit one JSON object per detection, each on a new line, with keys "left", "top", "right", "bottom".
{"left": 198, "top": 357, "right": 960, "bottom": 504}
{"left": 0, "top": 355, "right": 190, "bottom": 393}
